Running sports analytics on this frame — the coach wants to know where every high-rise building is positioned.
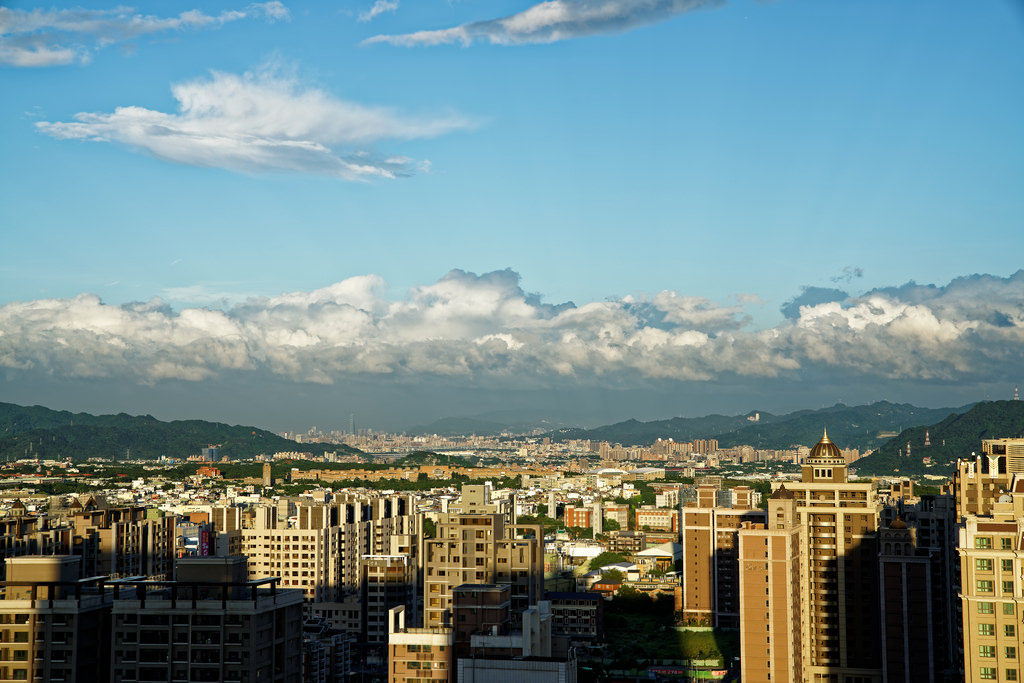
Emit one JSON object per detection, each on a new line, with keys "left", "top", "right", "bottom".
{"left": 680, "top": 485, "right": 764, "bottom": 627}
{"left": 0, "top": 555, "right": 111, "bottom": 683}
{"left": 956, "top": 443, "right": 1024, "bottom": 683}
{"left": 684, "top": 483, "right": 765, "bottom": 626}
{"left": 877, "top": 518, "right": 936, "bottom": 683}
{"left": 387, "top": 605, "right": 454, "bottom": 683}
{"left": 214, "top": 493, "right": 420, "bottom": 633}
{"left": 109, "top": 556, "right": 303, "bottom": 683}
{"left": 738, "top": 487, "right": 802, "bottom": 683}
{"left": 423, "top": 513, "right": 542, "bottom": 629}
{"left": 70, "top": 506, "right": 176, "bottom": 580}
{"left": 739, "top": 430, "right": 885, "bottom": 682}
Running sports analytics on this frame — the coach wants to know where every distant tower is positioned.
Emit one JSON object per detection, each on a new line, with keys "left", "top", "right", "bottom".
{"left": 262, "top": 463, "right": 273, "bottom": 487}
{"left": 906, "top": 442, "right": 912, "bottom": 458}
{"left": 1015, "top": 386, "right": 1020, "bottom": 401}
{"left": 349, "top": 413, "right": 356, "bottom": 435}
{"left": 924, "top": 430, "right": 931, "bottom": 447}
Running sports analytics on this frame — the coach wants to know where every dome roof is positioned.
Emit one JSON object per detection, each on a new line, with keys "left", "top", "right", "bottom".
{"left": 770, "top": 485, "right": 796, "bottom": 500}
{"left": 808, "top": 428, "right": 843, "bottom": 461}
{"left": 889, "top": 517, "right": 908, "bottom": 530}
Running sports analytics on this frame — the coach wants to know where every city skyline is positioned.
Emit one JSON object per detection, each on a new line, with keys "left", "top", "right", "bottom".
{"left": 2, "top": 0, "right": 1023, "bottom": 430}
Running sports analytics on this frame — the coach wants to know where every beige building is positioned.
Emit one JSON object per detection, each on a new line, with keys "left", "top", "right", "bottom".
{"left": 680, "top": 485, "right": 764, "bottom": 627}
{"left": 0, "top": 555, "right": 110, "bottom": 683}
{"left": 71, "top": 506, "right": 176, "bottom": 580}
{"left": 423, "top": 513, "right": 542, "bottom": 628}
{"left": 740, "top": 430, "right": 884, "bottom": 683}
{"left": 956, "top": 443, "right": 1024, "bottom": 683}
{"left": 388, "top": 605, "right": 454, "bottom": 683}
{"left": 214, "top": 492, "right": 420, "bottom": 633}
{"left": 738, "top": 487, "right": 803, "bottom": 683}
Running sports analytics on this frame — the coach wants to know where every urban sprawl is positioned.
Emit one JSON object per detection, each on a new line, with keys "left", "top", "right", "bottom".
{"left": 0, "top": 429, "right": 1017, "bottom": 683}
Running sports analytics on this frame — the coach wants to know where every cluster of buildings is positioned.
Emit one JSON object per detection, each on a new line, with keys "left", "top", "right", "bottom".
{"left": 2, "top": 433, "right": 1024, "bottom": 682}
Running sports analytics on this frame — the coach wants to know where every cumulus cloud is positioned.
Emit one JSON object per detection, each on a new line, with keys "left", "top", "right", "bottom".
{"left": 780, "top": 286, "right": 849, "bottom": 320}
{"left": 2, "top": 270, "right": 1023, "bottom": 391}
{"left": 35, "top": 67, "right": 472, "bottom": 180}
{"left": 0, "top": 3, "right": 288, "bottom": 67}
{"left": 363, "top": 0, "right": 720, "bottom": 47}
{"left": 359, "top": 0, "right": 400, "bottom": 23}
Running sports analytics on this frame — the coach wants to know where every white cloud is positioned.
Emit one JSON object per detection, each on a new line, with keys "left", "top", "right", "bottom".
{"left": 3, "top": 270, "right": 1023, "bottom": 390}
{"left": 36, "top": 67, "right": 473, "bottom": 180}
{"left": 0, "top": 3, "right": 289, "bottom": 67}
{"left": 359, "top": 0, "right": 400, "bottom": 23}
{"left": 363, "top": 0, "right": 720, "bottom": 47}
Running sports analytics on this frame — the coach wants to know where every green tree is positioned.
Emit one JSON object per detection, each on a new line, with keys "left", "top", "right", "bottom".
{"left": 589, "top": 551, "right": 628, "bottom": 571}
{"left": 422, "top": 518, "right": 437, "bottom": 538}
{"left": 602, "top": 517, "right": 621, "bottom": 531}
{"left": 601, "top": 569, "right": 624, "bottom": 582}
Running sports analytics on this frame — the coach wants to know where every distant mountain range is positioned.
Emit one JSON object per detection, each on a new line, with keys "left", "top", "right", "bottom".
{"left": 0, "top": 402, "right": 360, "bottom": 462}
{"left": 853, "top": 400, "right": 1024, "bottom": 476}
{"left": 542, "top": 400, "right": 971, "bottom": 451}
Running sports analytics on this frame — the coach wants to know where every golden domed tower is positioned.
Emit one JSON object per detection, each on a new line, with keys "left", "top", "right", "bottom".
{"left": 801, "top": 428, "right": 848, "bottom": 483}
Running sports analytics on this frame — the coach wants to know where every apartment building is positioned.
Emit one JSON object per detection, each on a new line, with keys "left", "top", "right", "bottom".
{"left": 956, "top": 442, "right": 1024, "bottom": 683}
{"left": 364, "top": 554, "right": 416, "bottom": 645}
{"left": 0, "top": 556, "right": 110, "bottom": 683}
{"left": 635, "top": 506, "right": 678, "bottom": 533}
{"left": 878, "top": 519, "right": 935, "bottom": 683}
{"left": 71, "top": 506, "right": 176, "bottom": 580}
{"left": 738, "top": 487, "right": 802, "bottom": 683}
{"left": 739, "top": 430, "right": 885, "bottom": 683}
{"left": 423, "top": 513, "right": 542, "bottom": 629}
{"left": 215, "top": 492, "right": 420, "bottom": 633}
{"left": 109, "top": 556, "right": 303, "bottom": 683}
{"left": 680, "top": 485, "right": 765, "bottom": 627}
{"left": 387, "top": 605, "right": 454, "bottom": 683}
{"left": 562, "top": 506, "right": 593, "bottom": 529}
{"left": 0, "top": 515, "right": 73, "bottom": 580}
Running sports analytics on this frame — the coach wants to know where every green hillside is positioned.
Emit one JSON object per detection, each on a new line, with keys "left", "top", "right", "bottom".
{"left": 854, "top": 401, "right": 1024, "bottom": 477}
{"left": 0, "top": 402, "right": 361, "bottom": 462}
{"left": 716, "top": 401, "right": 969, "bottom": 451}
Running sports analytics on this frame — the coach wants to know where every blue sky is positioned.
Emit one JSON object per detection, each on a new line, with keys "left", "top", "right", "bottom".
{"left": 1, "top": 0, "right": 1023, "bottom": 431}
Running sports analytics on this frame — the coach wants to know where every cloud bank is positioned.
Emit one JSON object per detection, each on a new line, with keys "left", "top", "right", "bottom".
{"left": 36, "top": 67, "right": 472, "bottom": 180}
{"left": 0, "top": 3, "right": 288, "bottom": 67}
{"left": 363, "top": 0, "right": 720, "bottom": 47}
{"left": 2, "top": 270, "right": 1022, "bottom": 391}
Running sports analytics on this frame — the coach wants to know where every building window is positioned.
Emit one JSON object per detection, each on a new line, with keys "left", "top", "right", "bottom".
{"left": 979, "top": 602, "right": 994, "bottom": 614}
{"left": 1008, "top": 647, "right": 1018, "bottom": 660}
{"left": 977, "top": 538, "right": 993, "bottom": 549}
{"left": 1006, "top": 582, "right": 1016, "bottom": 595}
{"left": 980, "top": 624, "right": 995, "bottom": 636}
{"left": 1003, "top": 538, "right": 1013, "bottom": 550}
{"left": 977, "top": 559, "right": 994, "bottom": 571}
{"left": 978, "top": 581, "right": 995, "bottom": 593}
{"left": 979, "top": 668, "right": 996, "bottom": 680}
{"left": 1008, "top": 669, "right": 1018, "bottom": 681}
{"left": 980, "top": 646, "right": 996, "bottom": 658}
{"left": 1004, "top": 560, "right": 1015, "bottom": 572}
{"left": 1005, "top": 604, "right": 1016, "bottom": 616}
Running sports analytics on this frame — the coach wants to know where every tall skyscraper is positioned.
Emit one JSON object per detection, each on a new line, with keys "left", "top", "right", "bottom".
{"left": 738, "top": 486, "right": 802, "bottom": 683}
{"left": 739, "top": 430, "right": 884, "bottom": 682}
{"left": 956, "top": 441, "right": 1024, "bottom": 683}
